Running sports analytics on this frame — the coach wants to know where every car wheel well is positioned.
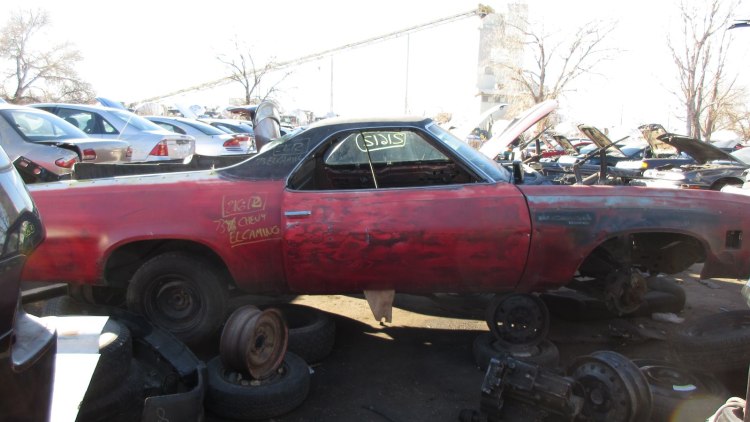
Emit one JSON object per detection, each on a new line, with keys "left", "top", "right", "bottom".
{"left": 104, "top": 240, "right": 234, "bottom": 289}
{"left": 578, "top": 232, "right": 706, "bottom": 278}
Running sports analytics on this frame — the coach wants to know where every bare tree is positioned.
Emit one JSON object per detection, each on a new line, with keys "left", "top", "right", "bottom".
{"left": 0, "top": 9, "right": 94, "bottom": 104}
{"left": 217, "top": 38, "right": 292, "bottom": 105}
{"left": 505, "top": 19, "right": 617, "bottom": 106}
{"left": 668, "top": 0, "right": 739, "bottom": 140}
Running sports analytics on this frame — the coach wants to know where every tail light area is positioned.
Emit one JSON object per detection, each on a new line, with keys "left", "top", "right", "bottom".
{"left": 126, "top": 146, "right": 133, "bottom": 159}
{"left": 82, "top": 148, "right": 97, "bottom": 161}
{"left": 54, "top": 157, "right": 78, "bottom": 168}
{"left": 149, "top": 140, "right": 170, "bottom": 157}
{"left": 223, "top": 135, "right": 249, "bottom": 148}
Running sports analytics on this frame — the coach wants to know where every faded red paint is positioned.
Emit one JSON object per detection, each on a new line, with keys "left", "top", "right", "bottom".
{"left": 21, "top": 172, "right": 750, "bottom": 296}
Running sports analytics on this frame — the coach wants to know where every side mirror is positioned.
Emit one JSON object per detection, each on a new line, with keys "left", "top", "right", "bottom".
{"left": 512, "top": 161, "right": 524, "bottom": 184}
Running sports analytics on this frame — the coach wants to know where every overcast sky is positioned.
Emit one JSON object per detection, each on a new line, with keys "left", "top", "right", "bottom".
{"left": 6, "top": 0, "right": 750, "bottom": 135}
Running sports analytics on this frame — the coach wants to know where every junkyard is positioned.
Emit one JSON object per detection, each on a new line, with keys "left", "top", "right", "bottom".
{"left": 2, "top": 1, "right": 750, "bottom": 422}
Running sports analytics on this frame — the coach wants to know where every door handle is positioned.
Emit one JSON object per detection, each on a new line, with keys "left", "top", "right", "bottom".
{"left": 284, "top": 210, "right": 312, "bottom": 218}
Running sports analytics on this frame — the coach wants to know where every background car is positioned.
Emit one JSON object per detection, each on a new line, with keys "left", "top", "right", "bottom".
{"left": 30, "top": 103, "right": 195, "bottom": 162}
{"left": 632, "top": 135, "right": 750, "bottom": 190}
{"left": 146, "top": 116, "right": 253, "bottom": 156}
{"left": 0, "top": 103, "right": 131, "bottom": 181}
{"left": 0, "top": 144, "right": 53, "bottom": 421}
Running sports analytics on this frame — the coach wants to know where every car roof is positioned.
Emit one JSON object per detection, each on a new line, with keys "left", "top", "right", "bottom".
{"left": 30, "top": 103, "right": 126, "bottom": 114}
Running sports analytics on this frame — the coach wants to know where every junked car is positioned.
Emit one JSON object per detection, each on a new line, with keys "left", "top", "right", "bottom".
{"left": 612, "top": 124, "right": 696, "bottom": 182}
{"left": 0, "top": 103, "right": 131, "bottom": 181}
{"left": 18, "top": 101, "right": 750, "bottom": 348}
{"left": 630, "top": 134, "right": 750, "bottom": 190}
{"left": 30, "top": 103, "right": 195, "bottom": 162}
{"left": 539, "top": 125, "right": 648, "bottom": 184}
{"left": 146, "top": 116, "right": 254, "bottom": 156}
{"left": 0, "top": 143, "right": 52, "bottom": 421}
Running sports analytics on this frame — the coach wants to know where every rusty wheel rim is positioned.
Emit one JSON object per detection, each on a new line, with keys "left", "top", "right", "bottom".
{"left": 242, "top": 308, "right": 288, "bottom": 379}
{"left": 220, "top": 305, "right": 262, "bottom": 373}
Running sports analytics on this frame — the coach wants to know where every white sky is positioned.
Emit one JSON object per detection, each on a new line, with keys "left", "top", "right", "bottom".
{"left": 5, "top": 0, "right": 750, "bottom": 135}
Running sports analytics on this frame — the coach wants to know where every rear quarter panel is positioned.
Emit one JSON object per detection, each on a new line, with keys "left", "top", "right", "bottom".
{"left": 22, "top": 173, "right": 288, "bottom": 293}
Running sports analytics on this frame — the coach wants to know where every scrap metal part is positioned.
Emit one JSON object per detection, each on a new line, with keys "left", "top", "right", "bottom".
{"left": 478, "top": 356, "right": 583, "bottom": 421}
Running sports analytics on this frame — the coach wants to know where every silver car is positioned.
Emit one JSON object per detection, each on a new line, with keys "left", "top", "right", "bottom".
{"left": 147, "top": 116, "right": 254, "bottom": 156}
{"left": 0, "top": 103, "right": 131, "bottom": 179}
{"left": 30, "top": 103, "right": 195, "bottom": 162}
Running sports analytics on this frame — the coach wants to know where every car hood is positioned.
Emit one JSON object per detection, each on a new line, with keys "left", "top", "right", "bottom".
{"left": 551, "top": 134, "right": 577, "bottom": 153}
{"left": 479, "top": 99, "right": 557, "bottom": 159}
{"left": 577, "top": 125, "right": 627, "bottom": 157}
{"left": 638, "top": 123, "right": 677, "bottom": 157}
{"left": 657, "top": 134, "right": 742, "bottom": 165}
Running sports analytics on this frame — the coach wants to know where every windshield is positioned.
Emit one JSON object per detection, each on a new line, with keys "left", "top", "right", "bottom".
{"left": 109, "top": 109, "right": 165, "bottom": 131}
{"left": 0, "top": 108, "right": 87, "bottom": 142}
{"left": 426, "top": 123, "right": 510, "bottom": 182}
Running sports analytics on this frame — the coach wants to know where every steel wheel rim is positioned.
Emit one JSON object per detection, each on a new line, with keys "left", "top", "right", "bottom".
{"left": 486, "top": 294, "right": 549, "bottom": 347}
{"left": 146, "top": 275, "right": 203, "bottom": 331}
{"left": 220, "top": 305, "right": 288, "bottom": 379}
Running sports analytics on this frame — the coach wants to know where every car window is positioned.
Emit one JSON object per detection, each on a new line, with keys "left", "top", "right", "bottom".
{"left": 180, "top": 120, "right": 227, "bottom": 136}
{"left": 0, "top": 109, "right": 87, "bottom": 142}
{"left": 289, "top": 128, "right": 481, "bottom": 190}
{"left": 108, "top": 109, "right": 164, "bottom": 131}
{"left": 154, "top": 121, "right": 185, "bottom": 135}
{"left": 324, "top": 131, "right": 448, "bottom": 165}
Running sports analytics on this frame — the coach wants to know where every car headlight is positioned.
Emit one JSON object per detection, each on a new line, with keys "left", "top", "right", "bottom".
{"left": 615, "top": 161, "right": 647, "bottom": 170}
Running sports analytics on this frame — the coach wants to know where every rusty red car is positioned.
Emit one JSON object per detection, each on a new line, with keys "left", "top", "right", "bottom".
{"left": 20, "top": 113, "right": 750, "bottom": 345}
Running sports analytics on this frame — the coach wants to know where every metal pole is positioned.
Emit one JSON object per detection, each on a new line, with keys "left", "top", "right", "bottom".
{"left": 404, "top": 34, "right": 410, "bottom": 114}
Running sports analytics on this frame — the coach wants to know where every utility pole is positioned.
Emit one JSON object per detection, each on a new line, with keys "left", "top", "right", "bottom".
{"left": 404, "top": 34, "right": 410, "bottom": 115}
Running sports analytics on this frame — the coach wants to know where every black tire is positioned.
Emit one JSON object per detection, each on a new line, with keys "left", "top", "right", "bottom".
{"left": 472, "top": 332, "right": 559, "bottom": 371}
{"left": 631, "top": 277, "right": 686, "bottom": 316}
{"left": 265, "top": 304, "right": 336, "bottom": 363}
{"left": 632, "top": 359, "right": 729, "bottom": 422}
{"left": 77, "top": 359, "right": 145, "bottom": 422}
{"left": 126, "top": 252, "right": 229, "bottom": 345}
{"left": 672, "top": 310, "right": 750, "bottom": 372}
{"left": 206, "top": 353, "right": 311, "bottom": 420}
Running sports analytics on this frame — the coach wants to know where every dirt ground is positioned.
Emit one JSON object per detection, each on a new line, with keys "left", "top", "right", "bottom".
{"left": 199, "top": 264, "right": 749, "bottom": 422}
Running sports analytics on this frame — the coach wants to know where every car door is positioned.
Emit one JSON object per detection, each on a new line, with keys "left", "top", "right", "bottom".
{"left": 281, "top": 127, "right": 532, "bottom": 294}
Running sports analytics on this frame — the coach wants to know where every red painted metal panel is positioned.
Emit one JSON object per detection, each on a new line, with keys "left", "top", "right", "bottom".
{"left": 22, "top": 175, "right": 290, "bottom": 293}
{"left": 282, "top": 183, "right": 531, "bottom": 293}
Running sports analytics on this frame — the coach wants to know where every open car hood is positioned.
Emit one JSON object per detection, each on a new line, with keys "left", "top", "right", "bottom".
{"left": 638, "top": 124, "right": 677, "bottom": 157}
{"left": 551, "top": 134, "right": 578, "bottom": 154}
{"left": 577, "top": 125, "right": 627, "bottom": 157}
{"left": 657, "top": 134, "right": 743, "bottom": 165}
{"left": 479, "top": 99, "right": 557, "bottom": 159}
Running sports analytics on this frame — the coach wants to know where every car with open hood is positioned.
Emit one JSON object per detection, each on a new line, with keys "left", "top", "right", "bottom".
{"left": 30, "top": 103, "right": 195, "bottom": 162}
{"left": 539, "top": 125, "right": 648, "bottom": 184}
{"left": 612, "top": 124, "right": 696, "bottom": 182}
{"left": 0, "top": 103, "right": 131, "bottom": 182}
{"left": 18, "top": 101, "right": 750, "bottom": 347}
{"left": 630, "top": 133, "right": 750, "bottom": 190}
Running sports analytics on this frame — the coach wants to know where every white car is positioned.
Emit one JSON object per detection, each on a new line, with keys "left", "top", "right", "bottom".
{"left": 30, "top": 103, "right": 195, "bottom": 162}
{"left": 0, "top": 103, "right": 131, "bottom": 181}
{"left": 147, "top": 116, "right": 253, "bottom": 156}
